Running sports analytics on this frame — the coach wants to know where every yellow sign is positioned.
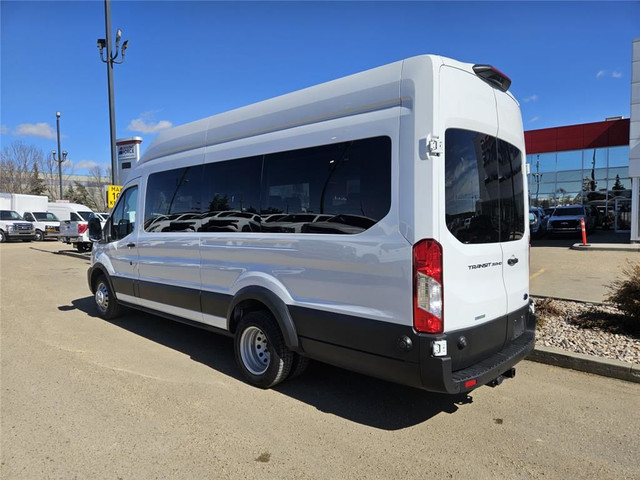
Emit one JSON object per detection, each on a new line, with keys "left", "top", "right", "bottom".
{"left": 107, "top": 185, "right": 123, "bottom": 209}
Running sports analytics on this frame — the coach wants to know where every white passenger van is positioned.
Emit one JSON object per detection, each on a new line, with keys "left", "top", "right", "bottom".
{"left": 88, "top": 55, "right": 535, "bottom": 394}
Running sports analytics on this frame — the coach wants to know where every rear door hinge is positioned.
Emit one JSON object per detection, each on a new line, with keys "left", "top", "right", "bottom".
{"left": 419, "top": 135, "right": 443, "bottom": 159}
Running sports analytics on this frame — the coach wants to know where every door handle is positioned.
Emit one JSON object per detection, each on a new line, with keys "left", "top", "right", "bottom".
{"left": 127, "top": 242, "right": 136, "bottom": 248}
{"left": 507, "top": 257, "right": 519, "bottom": 266}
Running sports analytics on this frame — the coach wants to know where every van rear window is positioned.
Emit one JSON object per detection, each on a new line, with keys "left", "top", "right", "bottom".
{"left": 445, "top": 129, "right": 525, "bottom": 244}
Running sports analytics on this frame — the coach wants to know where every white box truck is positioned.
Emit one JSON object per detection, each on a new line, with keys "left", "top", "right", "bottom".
{"left": 0, "top": 193, "right": 62, "bottom": 241}
{"left": 0, "top": 193, "right": 43, "bottom": 242}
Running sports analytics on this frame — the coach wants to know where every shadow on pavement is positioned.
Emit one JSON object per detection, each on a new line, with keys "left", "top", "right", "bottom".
{"left": 28, "top": 245, "right": 91, "bottom": 260}
{"left": 67, "top": 296, "right": 473, "bottom": 430}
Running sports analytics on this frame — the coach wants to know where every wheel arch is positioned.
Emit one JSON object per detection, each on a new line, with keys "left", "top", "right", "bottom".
{"left": 227, "top": 286, "right": 300, "bottom": 352}
{"left": 88, "top": 263, "right": 115, "bottom": 296}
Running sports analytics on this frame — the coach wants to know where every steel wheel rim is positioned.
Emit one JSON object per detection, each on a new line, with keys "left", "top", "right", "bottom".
{"left": 95, "top": 282, "right": 109, "bottom": 313}
{"left": 240, "top": 326, "right": 270, "bottom": 375}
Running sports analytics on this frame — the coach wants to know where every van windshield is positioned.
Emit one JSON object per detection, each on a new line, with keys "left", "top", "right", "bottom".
{"left": 78, "top": 211, "right": 94, "bottom": 221}
{"left": 34, "top": 212, "right": 59, "bottom": 221}
{"left": 445, "top": 128, "right": 525, "bottom": 244}
{"left": 552, "top": 207, "right": 584, "bottom": 216}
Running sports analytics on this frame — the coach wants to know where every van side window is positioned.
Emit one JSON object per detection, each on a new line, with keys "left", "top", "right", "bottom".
{"left": 110, "top": 186, "right": 138, "bottom": 241}
{"left": 142, "top": 136, "right": 391, "bottom": 235}
{"left": 261, "top": 136, "right": 391, "bottom": 233}
{"left": 445, "top": 129, "right": 524, "bottom": 244}
{"left": 70, "top": 212, "right": 82, "bottom": 222}
{"left": 144, "top": 166, "right": 203, "bottom": 232}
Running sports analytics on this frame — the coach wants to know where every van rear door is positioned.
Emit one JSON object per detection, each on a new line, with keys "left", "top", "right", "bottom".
{"left": 495, "top": 92, "right": 529, "bottom": 319}
{"left": 439, "top": 64, "right": 507, "bottom": 333}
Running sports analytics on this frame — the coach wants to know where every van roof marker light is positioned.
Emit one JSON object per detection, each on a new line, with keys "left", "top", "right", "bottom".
{"left": 472, "top": 64, "right": 512, "bottom": 92}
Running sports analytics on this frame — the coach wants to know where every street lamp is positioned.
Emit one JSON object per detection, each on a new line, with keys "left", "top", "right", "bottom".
{"left": 97, "top": 0, "right": 128, "bottom": 186}
{"left": 52, "top": 111, "right": 68, "bottom": 199}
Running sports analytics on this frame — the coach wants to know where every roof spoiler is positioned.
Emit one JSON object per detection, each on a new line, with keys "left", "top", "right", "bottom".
{"left": 472, "top": 64, "right": 512, "bottom": 92}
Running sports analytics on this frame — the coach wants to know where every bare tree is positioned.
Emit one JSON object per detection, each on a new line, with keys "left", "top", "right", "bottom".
{"left": 88, "top": 164, "right": 111, "bottom": 211}
{"left": 0, "top": 141, "right": 44, "bottom": 194}
{"left": 38, "top": 150, "right": 74, "bottom": 201}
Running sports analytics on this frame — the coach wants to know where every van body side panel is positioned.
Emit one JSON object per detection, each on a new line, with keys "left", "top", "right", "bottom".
{"left": 135, "top": 149, "right": 205, "bottom": 322}
{"left": 200, "top": 109, "right": 412, "bottom": 328}
{"left": 399, "top": 56, "right": 439, "bottom": 245}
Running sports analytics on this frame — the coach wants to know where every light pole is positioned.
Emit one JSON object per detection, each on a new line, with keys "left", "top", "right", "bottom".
{"left": 52, "top": 111, "right": 68, "bottom": 199}
{"left": 533, "top": 154, "right": 543, "bottom": 207}
{"left": 97, "top": 0, "right": 128, "bottom": 186}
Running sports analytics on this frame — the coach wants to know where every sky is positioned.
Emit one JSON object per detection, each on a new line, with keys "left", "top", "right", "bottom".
{"left": 1, "top": 1, "right": 638, "bottom": 176}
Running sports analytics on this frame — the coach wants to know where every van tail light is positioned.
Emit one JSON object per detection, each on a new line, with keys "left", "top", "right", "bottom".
{"left": 413, "top": 239, "right": 443, "bottom": 334}
{"left": 78, "top": 224, "right": 88, "bottom": 234}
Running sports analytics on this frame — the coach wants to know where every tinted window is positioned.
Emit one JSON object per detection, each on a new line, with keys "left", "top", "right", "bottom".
{"left": 552, "top": 207, "right": 585, "bottom": 216}
{"left": 110, "top": 186, "right": 138, "bottom": 241}
{"left": 445, "top": 129, "right": 525, "bottom": 244}
{"left": 261, "top": 136, "right": 391, "bottom": 233}
{"left": 34, "top": 212, "right": 59, "bottom": 221}
{"left": 78, "top": 211, "right": 94, "bottom": 221}
{"left": 1, "top": 210, "right": 23, "bottom": 220}
{"left": 143, "top": 136, "right": 391, "bottom": 235}
{"left": 145, "top": 165, "right": 203, "bottom": 232}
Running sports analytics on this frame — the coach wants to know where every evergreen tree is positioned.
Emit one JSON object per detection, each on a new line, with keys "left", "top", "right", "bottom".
{"left": 64, "top": 184, "right": 76, "bottom": 201}
{"left": 67, "top": 181, "right": 98, "bottom": 210}
{"left": 612, "top": 174, "right": 625, "bottom": 191}
{"left": 27, "top": 163, "right": 47, "bottom": 196}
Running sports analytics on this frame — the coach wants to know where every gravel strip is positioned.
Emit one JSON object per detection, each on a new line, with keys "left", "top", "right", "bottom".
{"left": 534, "top": 298, "right": 640, "bottom": 365}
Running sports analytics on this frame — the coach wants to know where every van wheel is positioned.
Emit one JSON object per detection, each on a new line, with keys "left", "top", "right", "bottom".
{"left": 288, "top": 354, "right": 310, "bottom": 380}
{"left": 234, "top": 311, "right": 293, "bottom": 388}
{"left": 93, "top": 274, "right": 121, "bottom": 320}
{"left": 34, "top": 230, "right": 44, "bottom": 241}
{"left": 0, "top": 230, "right": 5, "bottom": 243}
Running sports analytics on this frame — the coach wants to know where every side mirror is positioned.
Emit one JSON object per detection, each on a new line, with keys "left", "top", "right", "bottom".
{"left": 88, "top": 217, "right": 103, "bottom": 241}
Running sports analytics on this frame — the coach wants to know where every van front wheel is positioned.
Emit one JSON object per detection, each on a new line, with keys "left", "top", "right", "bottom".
{"left": 94, "top": 274, "right": 121, "bottom": 320}
{"left": 234, "top": 311, "right": 293, "bottom": 388}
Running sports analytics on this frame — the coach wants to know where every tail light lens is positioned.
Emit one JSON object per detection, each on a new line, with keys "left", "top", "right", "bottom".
{"left": 413, "top": 239, "right": 443, "bottom": 333}
{"left": 78, "top": 224, "right": 88, "bottom": 234}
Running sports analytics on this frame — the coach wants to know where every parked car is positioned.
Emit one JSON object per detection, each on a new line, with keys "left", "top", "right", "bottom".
{"left": 546, "top": 205, "right": 597, "bottom": 235}
{"left": 0, "top": 209, "right": 36, "bottom": 242}
{"left": 260, "top": 213, "right": 333, "bottom": 233}
{"left": 529, "top": 207, "right": 548, "bottom": 238}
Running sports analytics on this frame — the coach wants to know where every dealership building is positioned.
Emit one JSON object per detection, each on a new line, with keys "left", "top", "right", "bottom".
{"left": 524, "top": 38, "right": 640, "bottom": 243}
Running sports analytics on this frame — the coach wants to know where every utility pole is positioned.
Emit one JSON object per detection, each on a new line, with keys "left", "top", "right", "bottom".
{"left": 52, "top": 111, "right": 68, "bottom": 200}
{"left": 97, "top": 0, "right": 128, "bottom": 186}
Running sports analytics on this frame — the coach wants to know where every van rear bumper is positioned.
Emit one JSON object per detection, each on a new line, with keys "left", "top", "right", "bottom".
{"left": 419, "top": 307, "right": 536, "bottom": 394}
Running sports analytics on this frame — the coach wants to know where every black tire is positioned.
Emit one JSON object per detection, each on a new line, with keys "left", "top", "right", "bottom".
{"left": 34, "top": 230, "right": 44, "bottom": 241}
{"left": 76, "top": 243, "right": 92, "bottom": 253}
{"left": 288, "top": 353, "right": 310, "bottom": 380}
{"left": 234, "top": 311, "right": 293, "bottom": 388}
{"left": 93, "top": 274, "right": 122, "bottom": 320}
{"left": 0, "top": 230, "right": 5, "bottom": 243}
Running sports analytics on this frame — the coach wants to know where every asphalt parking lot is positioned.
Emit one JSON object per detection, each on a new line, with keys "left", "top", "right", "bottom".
{"left": 530, "top": 230, "right": 639, "bottom": 302}
{"left": 1, "top": 240, "right": 640, "bottom": 479}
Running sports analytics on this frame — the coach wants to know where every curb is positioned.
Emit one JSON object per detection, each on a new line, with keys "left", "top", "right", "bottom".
{"left": 527, "top": 345, "right": 640, "bottom": 384}
{"left": 570, "top": 243, "right": 640, "bottom": 252}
